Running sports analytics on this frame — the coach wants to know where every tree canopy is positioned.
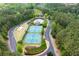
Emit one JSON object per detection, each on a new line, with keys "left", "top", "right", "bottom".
{"left": 0, "top": 3, "right": 79, "bottom": 56}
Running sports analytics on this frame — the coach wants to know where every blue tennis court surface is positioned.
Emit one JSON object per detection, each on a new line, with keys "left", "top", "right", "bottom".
{"left": 28, "top": 26, "right": 43, "bottom": 33}
{"left": 24, "top": 33, "right": 41, "bottom": 44}
{"left": 23, "top": 25, "right": 43, "bottom": 45}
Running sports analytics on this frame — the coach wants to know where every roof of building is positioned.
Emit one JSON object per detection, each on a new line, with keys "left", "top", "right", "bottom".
{"left": 34, "top": 18, "right": 44, "bottom": 24}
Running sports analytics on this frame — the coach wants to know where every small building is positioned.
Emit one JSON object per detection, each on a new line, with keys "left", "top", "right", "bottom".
{"left": 34, "top": 18, "right": 44, "bottom": 25}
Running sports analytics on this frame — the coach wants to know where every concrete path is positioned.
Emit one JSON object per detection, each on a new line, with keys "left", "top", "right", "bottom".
{"left": 44, "top": 19, "right": 56, "bottom": 56}
{"left": 8, "top": 27, "right": 16, "bottom": 52}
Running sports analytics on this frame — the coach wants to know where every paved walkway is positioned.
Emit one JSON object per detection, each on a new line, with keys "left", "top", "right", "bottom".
{"left": 8, "top": 27, "right": 16, "bottom": 52}
{"left": 44, "top": 19, "right": 56, "bottom": 56}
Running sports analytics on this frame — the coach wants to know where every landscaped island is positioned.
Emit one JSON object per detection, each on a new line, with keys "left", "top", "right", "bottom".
{"left": 13, "top": 18, "right": 47, "bottom": 55}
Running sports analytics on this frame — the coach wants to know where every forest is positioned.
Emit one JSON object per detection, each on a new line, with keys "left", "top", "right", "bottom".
{"left": 0, "top": 3, "right": 79, "bottom": 56}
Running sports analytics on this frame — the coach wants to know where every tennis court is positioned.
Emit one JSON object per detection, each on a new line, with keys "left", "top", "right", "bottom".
{"left": 24, "top": 33, "right": 41, "bottom": 44}
{"left": 28, "top": 26, "right": 43, "bottom": 33}
{"left": 23, "top": 25, "right": 43, "bottom": 47}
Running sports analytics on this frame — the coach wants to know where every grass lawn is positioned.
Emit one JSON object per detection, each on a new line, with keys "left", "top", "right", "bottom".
{"left": 13, "top": 22, "right": 28, "bottom": 42}
{"left": 24, "top": 39, "right": 47, "bottom": 55}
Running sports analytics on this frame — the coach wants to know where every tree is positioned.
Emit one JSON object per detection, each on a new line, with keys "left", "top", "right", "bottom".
{"left": 0, "top": 3, "right": 35, "bottom": 56}
{"left": 56, "top": 20, "right": 79, "bottom": 56}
